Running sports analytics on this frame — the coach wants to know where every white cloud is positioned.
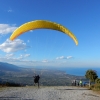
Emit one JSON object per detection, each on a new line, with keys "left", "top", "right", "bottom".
{"left": 5, "top": 53, "right": 14, "bottom": 58}
{"left": 56, "top": 56, "right": 73, "bottom": 60}
{"left": 8, "top": 9, "right": 13, "bottom": 12}
{"left": 19, "top": 54, "right": 30, "bottom": 58}
{"left": 24, "top": 54, "right": 30, "bottom": 57}
{"left": 0, "top": 53, "right": 30, "bottom": 63}
{"left": 0, "top": 39, "right": 29, "bottom": 53}
{"left": 15, "top": 54, "right": 30, "bottom": 60}
{"left": 17, "top": 55, "right": 23, "bottom": 59}
{"left": 0, "top": 24, "right": 17, "bottom": 34}
{"left": 0, "top": 55, "right": 100, "bottom": 68}
{"left": 67, "top": 56, "right": 73, "bottom": 59}
{"left": 27, "top": 40, "right": 30, "bottom": 43}
{"left": 29, "top": 30, "right": 33, "bottom": 32}
{"left": 42, "top": 59, "right": 48, "bottom": 63}
{"left": 56, "top": 56, "right": 66, "bottom": 60}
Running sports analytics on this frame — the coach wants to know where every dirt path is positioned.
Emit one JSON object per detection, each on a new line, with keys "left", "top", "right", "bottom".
{"left": 0, "top": 86, "right": 100, "bottom": 100}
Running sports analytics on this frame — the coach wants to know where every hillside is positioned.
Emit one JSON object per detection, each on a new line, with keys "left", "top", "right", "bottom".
{"left": 0, "top": 62, "right": 21, "bottom": 72}
{"left": 0, "top": 62, "right": 86, "bottom": 86}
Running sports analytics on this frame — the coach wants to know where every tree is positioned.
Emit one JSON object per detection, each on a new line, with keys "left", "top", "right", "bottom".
{"left": 85, "top": 69, "right": 98, "bottom": 88}
{"left": 95, "top": 78, "right": 100, "bottom": 84}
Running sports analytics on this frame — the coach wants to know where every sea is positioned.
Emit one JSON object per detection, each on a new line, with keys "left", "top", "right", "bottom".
{"left": 57, "top": 67, "right": 100, "bottom": 77}
{"left": 27, "top": 66, "right": 100, "bottom": 77}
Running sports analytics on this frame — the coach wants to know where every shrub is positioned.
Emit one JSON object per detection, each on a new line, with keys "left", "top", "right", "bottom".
{"left": 95, "top": 78, "right": 100, "bottom": 84}
{"left": 90, "top": 84, "right": 95, "bottom": 89}
{"left": 93, "top": 83, "right": 100, "bottom": 91}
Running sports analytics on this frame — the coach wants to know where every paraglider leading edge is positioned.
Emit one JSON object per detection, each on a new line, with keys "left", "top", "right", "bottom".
{"left": 10, "top": 20, "right": 78, "bottom": 45}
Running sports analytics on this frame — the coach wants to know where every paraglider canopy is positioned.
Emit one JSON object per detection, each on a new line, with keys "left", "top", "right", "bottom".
{"left": 10, "top": 20, "right": 78, "bottom": 45}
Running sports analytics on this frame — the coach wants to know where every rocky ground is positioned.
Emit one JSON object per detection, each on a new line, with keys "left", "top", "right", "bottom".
{"left": 0, "top": 86, "right": 100, "bottom": 100}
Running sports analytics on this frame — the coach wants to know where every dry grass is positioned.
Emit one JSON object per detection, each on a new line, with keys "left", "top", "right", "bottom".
{"left": 92, "top": 90, "right": 100, "bottom": 95}
{"left": 0, "top": 86, "right": 6, "bottom": 91}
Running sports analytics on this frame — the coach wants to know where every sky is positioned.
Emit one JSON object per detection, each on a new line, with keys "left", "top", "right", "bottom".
{"left": 0, "top": 0, "right": 100, "bottom": 68}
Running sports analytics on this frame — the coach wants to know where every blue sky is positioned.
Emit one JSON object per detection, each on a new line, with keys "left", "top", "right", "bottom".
{"left": 0, "top": 0, "right": 100, "bottom": 68}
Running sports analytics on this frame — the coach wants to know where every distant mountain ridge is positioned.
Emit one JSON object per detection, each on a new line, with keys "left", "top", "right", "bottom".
{"left": 0, "top": 62, "right": 21, "bottom": 71}
{"left": 0, "top": 62, "right": 86, "bottom": 86}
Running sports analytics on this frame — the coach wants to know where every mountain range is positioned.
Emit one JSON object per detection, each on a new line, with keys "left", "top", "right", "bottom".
{"left": 0, "top": 62, "right": 86, "bottom": 86}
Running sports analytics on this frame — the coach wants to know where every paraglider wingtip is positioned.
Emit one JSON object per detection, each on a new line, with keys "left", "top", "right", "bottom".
{"left": 76, "top": 42, "right": 78, "bottom": 45}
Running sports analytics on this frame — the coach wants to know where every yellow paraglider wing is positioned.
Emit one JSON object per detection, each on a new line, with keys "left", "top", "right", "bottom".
{"left": 10, "top": 20, "right": 78, "bottom": 45}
